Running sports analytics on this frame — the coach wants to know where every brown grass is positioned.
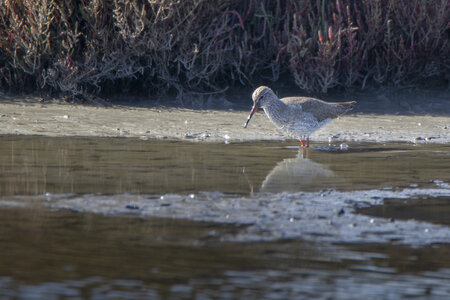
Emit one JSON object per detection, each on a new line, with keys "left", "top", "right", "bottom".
{"left": 0, "top": 0, "right": 448, "bottom": 101}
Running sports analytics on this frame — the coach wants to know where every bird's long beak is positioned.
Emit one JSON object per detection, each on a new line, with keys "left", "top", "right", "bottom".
{"left": 244, "top": 104, "right": 259, "bottom": 128}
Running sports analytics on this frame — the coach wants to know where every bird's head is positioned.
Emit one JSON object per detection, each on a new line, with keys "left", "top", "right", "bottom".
{"left": 244, "top": 86, "right": 274, "bottom": 128}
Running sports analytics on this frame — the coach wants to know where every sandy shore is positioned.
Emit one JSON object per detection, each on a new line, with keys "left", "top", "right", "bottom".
{"left": 0, "top": 95, "right": 448, "bottom": 144}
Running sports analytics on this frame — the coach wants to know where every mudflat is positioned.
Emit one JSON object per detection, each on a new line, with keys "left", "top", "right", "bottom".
{"left": 0, "top": 93, "right": 448, "bottom": 144}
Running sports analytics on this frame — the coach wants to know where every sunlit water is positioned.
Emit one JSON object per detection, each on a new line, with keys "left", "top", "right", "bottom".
{"left": 0, "top": 136, "right": 449, "bottom": 299}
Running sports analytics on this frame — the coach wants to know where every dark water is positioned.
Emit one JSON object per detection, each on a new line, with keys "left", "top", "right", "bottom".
{"left": 0, "top": 136, "right": 449, "bottom": 299}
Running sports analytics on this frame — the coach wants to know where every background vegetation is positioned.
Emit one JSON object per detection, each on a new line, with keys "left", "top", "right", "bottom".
{"left": 0, "top": 0, "right": 448, "bottom": 101}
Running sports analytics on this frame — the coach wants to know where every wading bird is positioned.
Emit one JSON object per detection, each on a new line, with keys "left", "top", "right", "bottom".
{"left": 244, "top": 86, "right": 356, "bottom": 147}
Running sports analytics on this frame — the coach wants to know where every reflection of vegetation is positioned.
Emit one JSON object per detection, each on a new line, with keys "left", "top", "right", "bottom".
{"left": 0, "top": 0, "right": 448, "bottom": 100}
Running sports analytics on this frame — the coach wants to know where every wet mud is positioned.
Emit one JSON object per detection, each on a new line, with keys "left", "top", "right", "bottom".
{"left": 22, "top": 186, "right": 446, "bottom": 245}
{"left": 0, "top": 95, "right": 448, "bottom": 144}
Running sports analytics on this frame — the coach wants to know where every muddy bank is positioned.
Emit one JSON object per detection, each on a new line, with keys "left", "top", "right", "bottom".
{"left": 4, "top": 184, "right": 449, "bottom": 246}
{"left": 0, "top": 96, "right": 448, "bottom": 144}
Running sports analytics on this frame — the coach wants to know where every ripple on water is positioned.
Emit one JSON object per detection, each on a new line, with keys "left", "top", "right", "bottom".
{"left": 1, "top": 268, "right": 450, "bottom": 299}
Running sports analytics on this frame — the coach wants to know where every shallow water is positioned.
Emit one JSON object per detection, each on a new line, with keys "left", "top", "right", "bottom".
{"left": 1, "top": 135, "right": 449, "bottom": 195}
{"left": 0, "top": 135, "right": 449, "bottom": 299}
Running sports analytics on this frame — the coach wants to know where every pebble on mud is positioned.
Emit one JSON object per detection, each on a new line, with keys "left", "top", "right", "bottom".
{"left": 125, "top": 204, "right": 140, "bottom": 210}
{"left": 339, "top": 143, "right": 349, "bottom": 150}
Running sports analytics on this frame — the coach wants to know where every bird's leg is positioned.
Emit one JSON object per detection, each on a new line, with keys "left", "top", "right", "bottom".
{"left": 300, "top": 138, "right": 305, "bottom": 148}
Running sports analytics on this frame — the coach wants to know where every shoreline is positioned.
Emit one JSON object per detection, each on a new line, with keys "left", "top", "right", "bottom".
{"left": 0, "top": 96, "right": 448, "bottom": 144}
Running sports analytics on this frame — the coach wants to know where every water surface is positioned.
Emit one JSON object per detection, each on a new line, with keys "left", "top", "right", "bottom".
{"left": 0, "top": 136, "right": 449, "bottom": 299}
{"left": 1, "top": 135, "right": 448, "bottom": 195}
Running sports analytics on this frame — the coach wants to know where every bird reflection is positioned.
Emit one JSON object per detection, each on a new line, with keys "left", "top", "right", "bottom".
{"left": 260, "top": 148, "right": 340, "bottom": 193}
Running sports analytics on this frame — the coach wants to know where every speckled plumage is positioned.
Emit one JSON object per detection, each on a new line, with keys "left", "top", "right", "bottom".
{"left": 245, "top": 86, "right": 356, "bottom": 146}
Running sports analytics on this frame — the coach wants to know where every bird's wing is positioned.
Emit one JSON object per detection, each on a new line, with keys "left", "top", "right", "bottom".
{"left": 281, "top": 97, "right": 347, "bottom": 122}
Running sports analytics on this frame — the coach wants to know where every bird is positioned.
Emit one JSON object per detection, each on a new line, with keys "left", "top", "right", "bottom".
{"left": 244, "top": 86, "right": 356, "bottom": 147}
